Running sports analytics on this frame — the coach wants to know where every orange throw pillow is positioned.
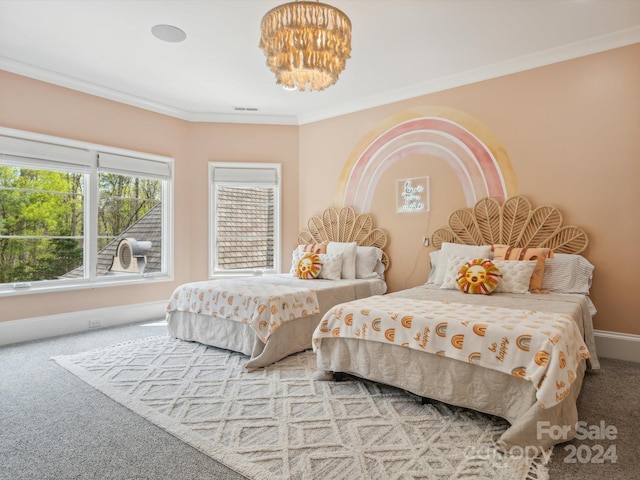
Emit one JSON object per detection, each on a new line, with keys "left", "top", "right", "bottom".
{"left": 492, "top": 245, "right": 554, "bottom": 293}
{"left": 456, "top": 258, "right": 501, "bottom": 295}
{"left": 295, "top": 253, "right": 323, "bottom": 279}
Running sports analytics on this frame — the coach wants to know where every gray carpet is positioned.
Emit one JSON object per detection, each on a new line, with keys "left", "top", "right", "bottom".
{"left": 1, "top": 320, "right": 638, "bottom": 480}
{"left": 0, "top": 321, "right": 244, "bottom": 480}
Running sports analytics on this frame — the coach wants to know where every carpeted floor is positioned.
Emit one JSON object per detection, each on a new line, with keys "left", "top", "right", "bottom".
{"left": 1, "top": 320, "right": 638, "bottom": 480}
{"left": 51, "top": 335, "right": 538, "bottom": 480}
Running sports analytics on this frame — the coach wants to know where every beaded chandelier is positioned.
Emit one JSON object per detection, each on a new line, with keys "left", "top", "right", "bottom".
{"left": 259, "top": 1, "right": 352, "bottom": 91}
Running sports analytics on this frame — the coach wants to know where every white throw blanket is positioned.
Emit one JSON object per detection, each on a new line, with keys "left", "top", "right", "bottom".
{"left": 167, "top": 278, "right": 320, "bottom": 342}
{"left": 313, "top": 295, "right": 590, "bottom": 409}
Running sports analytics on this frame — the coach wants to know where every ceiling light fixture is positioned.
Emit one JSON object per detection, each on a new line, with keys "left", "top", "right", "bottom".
{"left": 259, "top": 1, "right": 351, "bottom": 92}
{"left": 151, "top": 24, "right": 187, "bottom": 43}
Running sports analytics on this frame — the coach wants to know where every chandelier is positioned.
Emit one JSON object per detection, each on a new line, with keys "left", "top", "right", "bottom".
{"left": 259, "top": 1, "right": 352, "bottom": 91}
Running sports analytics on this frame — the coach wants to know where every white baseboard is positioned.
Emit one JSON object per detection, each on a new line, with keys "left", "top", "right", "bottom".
{"left": 594, "top": 329, "right": 640, "bottom": 363}
{"left": 0, "top": 301, "right": 166, "bottom": 346}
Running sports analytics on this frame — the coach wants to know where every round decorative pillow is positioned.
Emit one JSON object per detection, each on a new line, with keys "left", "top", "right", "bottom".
{"left": 295, "top": 253, "right": 322, "bottom": 279}
{"left": 456, "top": 258, "right": 501, "bottom": 295}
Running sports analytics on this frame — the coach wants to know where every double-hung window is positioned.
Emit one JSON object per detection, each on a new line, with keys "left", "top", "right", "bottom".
{"left": 209, "top": 162, "right": 281, "bottom": 277}
{"left": 0, "top": 128, "right": 173, "bottom": 295}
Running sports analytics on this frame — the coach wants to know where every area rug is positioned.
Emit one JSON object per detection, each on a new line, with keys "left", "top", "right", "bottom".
{"left": 53, "top": 335, "right": 548, "bottom": 480}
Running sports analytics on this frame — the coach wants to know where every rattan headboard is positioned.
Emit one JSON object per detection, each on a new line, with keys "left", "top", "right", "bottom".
{"left": 297, "top": 206, "right": 389, "bottom": 270}
{"left": 430, "top": 196, "right": 588, "bottom": 254}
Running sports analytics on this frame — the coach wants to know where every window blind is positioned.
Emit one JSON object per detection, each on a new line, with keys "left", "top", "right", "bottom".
{"left": 98, "top": 152, "right": 172, "bottom": 180}
{"left": 212, "top": 166, "right": 278, "bottom": 185}
{"left": 0, "top": 134, "right": 94, "bottom": 173}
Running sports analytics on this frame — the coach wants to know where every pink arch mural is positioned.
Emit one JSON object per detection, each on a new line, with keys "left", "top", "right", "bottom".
{"left": 340, "top": 115, "right": 517, "bottom": 211}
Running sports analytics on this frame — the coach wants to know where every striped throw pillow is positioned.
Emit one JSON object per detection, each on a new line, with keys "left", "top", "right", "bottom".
{"left": 541, "top": 254, "right": 594, "bottom": 294}
{"left": 492, "top": 245, "right": 554, "bottom": 293}
{"left": 297, "top": 240, "right": 328, "bottom": 254}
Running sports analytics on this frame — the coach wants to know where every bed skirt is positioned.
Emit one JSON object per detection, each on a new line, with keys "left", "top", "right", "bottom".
{"left": 167, "top": 310, "right": 320, "bottom": 370}
{"left": 316, "top": 337, "right": 587, "bottom": 451}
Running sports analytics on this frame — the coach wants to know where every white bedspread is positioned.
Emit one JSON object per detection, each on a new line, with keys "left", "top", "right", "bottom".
{"left": 167, "top": 276, "right": 321, "bottom": 342}
{"left": 313, "top": 288, "right": 592, "bottom": 409}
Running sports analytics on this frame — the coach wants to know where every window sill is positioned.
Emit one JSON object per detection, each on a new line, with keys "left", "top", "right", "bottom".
{"left": 0, "top": 273, "right": 174, "bottom": 297}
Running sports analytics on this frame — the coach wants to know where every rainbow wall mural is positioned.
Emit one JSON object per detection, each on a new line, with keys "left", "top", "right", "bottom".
{"left": 337, "top": 107, "right": 518, "bottom": 211}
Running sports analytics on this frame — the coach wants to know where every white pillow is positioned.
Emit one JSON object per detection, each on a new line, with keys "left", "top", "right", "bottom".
{"left": 317, "top": 253, "right": 343, "bottom": 280}
{"left": 434, "top": 243, "right": 492, "bottom": 286}
{"left": 290, "top": 250, "right": 302, "bottom": 274}
{"left": 327, "top": 242, "right": 358, "bottom": 279}
{"left": 493, "top": 260, "right": 537, "bottom": 294}
{"left": 426, "top": 250, "right": 440, "bottom": 284}
{"left": 355, "top": 246, "right": 384, "bottom": 279}
{"left": 542, "top": 254, "right": 594, "bottom": 294}
{"left": 440, "top": 254, "right": 474, "bottom": 290}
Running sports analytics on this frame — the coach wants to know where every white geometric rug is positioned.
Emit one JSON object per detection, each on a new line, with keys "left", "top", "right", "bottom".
{"left": 53, "top": 335, "right": 547, "bottom": 480}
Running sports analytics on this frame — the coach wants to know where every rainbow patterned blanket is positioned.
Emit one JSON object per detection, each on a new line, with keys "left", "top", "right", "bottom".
{"left": 167, "top": 278, "right": 320, "bottom": 342}
{"left": 313, "top": 295, "right": 590, "bottom": 408}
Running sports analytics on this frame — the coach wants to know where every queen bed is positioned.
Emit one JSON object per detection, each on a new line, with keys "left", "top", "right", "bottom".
{"left": 313, "top": 196, "right": 599, "bottom": 452}
{"left": 166, "top": 206, "right": 389, "bottom": 370}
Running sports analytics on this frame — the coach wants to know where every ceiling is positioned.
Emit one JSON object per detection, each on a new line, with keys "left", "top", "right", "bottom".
{"left": 1, "top": 1, "right": 639, "bottom": 125}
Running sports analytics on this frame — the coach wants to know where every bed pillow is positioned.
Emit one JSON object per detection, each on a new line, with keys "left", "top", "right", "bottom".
{"left": 295, "top": 253, "right": 322, "bottom": 279}
{"left": 456, "top": 258, "right": 501, "bottom": 294}
{"left": 541, "top": 254, "right": 594, "bottom": 294}
{"left": 327, "top": 242, "right": 358, "bottom": 279}
{"left": 290, "top": 250, "right": 303, "bottom": 274}
{"left": 290, "top": 251, "right": 343, "bottom": 280}
{"left": 290, "top": 250, "right": 312, "bottom": 274}
{"left": 432, "top": 243, "right": 492, "bottom": 286}
{"left": 440, "top": 254, "right": 474, "bottom": 289}
{"left": 355, "top": 246, "right": 384, "bottom": 279}
{"left": 492, "top": 245, "right": 554, "bottom": 293}
{"left": 426, "top": 250, "right": 440, "bottom": 284}
{"left": 317, "top": 253, "right": 343, "bottom": 281}
{"left": 297, "top": 240, "right": 329, "bottom": 254}
{"left": 493, "top": 260, "right": 538, "bottom": 294}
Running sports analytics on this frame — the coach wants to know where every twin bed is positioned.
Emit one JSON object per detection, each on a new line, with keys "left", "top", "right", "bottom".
{"left": 313, "top": 196, "right": 598, "bottom": 451}
{"left": 166, "top": 206, "right": 388, "bottom": 369}
{"left": 166, "top": 196, "right": 598, "bottom": 451}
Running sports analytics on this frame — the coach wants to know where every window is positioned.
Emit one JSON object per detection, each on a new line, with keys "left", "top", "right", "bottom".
{"left": 209, "top": 162, "right": 281, "bottom": 276}
{"left": 0, "top": 128, "right": 173, "bottom": 295}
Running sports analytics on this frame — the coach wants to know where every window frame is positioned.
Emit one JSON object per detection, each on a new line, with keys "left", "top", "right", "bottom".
{"left": 0, "top": 127, "right": 173, "bottom": 297}
{"left": 208, "top": 162, "right": 281, "bottom": 278}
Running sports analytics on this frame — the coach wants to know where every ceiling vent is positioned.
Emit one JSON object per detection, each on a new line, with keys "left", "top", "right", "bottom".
{"left": 109, "top": 238, "right": 152, "bottom": 274}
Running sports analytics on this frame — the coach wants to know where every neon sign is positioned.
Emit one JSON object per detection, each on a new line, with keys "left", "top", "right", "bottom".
{"left": 396, "top": 176, "right": 429, "bottom": 213}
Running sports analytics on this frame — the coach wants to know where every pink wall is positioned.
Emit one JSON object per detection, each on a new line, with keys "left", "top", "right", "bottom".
{"left": 1, "top": 43, "right": 638, "bottom": 338}
{"left": 185, "top": 123, "right": 299, "bottom": 280}
{"left": 0, "top": 71, "right": 299, "bottom": 322}
{"left": 299, "top": 44, "right": 640, "bottom": 336}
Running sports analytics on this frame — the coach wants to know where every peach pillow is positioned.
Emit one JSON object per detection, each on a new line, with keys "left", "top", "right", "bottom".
{"left": 297, "top": 240, "right": 328, "bottom": 254}
{"left": 491, "top": 245, "right": 554, "bottom": 293}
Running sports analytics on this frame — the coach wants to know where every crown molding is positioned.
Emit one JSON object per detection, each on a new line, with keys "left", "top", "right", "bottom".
{"left": 297, "top": 26, "right": 640, "bottom": 124}
{"left": 0, "top": 56, "right": 298, "bottom": 126}
{"left": 2, "top": 26, "right": 639, "bottom": 126}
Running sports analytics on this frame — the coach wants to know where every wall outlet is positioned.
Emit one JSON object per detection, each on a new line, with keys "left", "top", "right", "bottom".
{"left": 89, "top": 318, "right": 103, "bottom": 329}
{"left": 422, "top": 237, "right": 429, "bottom": 247}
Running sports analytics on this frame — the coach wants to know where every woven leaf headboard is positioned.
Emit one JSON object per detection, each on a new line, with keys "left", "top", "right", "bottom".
{"left": 430, "top": 196, "right": 588, "bottom": 254}
{"left": 297, "top": 206, "right": 389, "bottom": 270}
